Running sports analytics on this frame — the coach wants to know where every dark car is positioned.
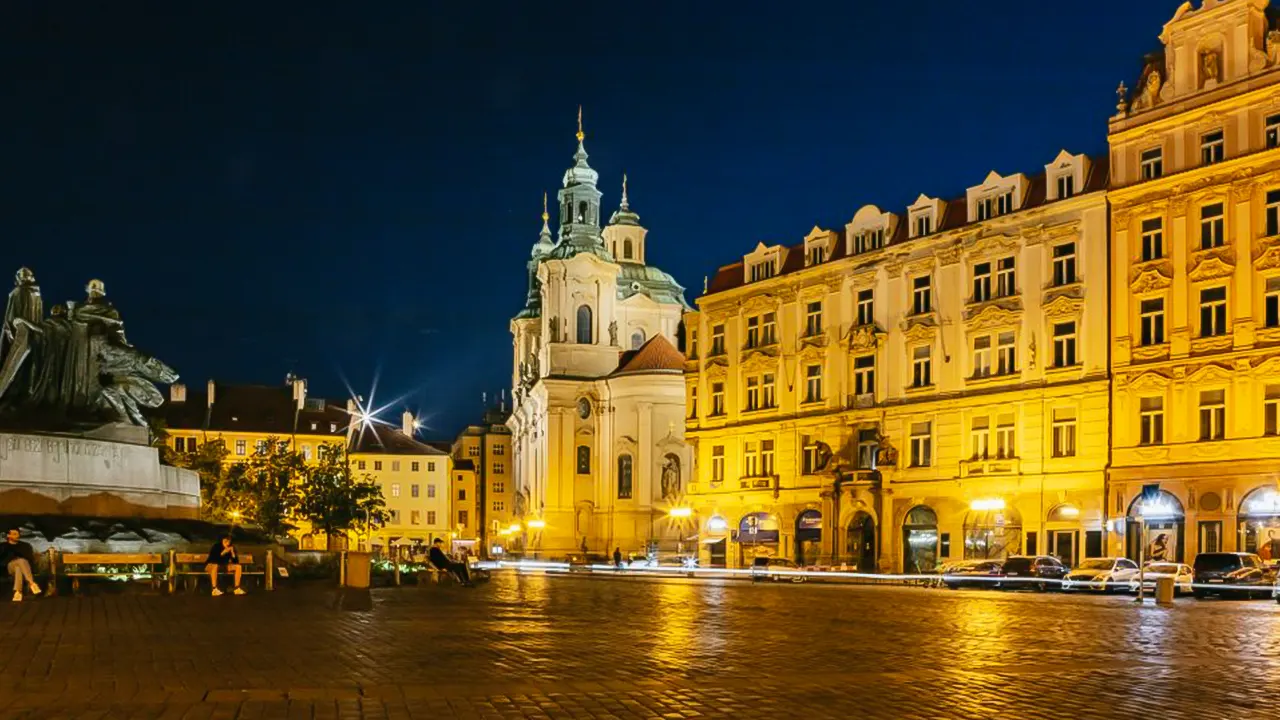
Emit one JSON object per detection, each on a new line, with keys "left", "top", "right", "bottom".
{"left": 942, "top": 560, "right": 1005, "bottom": 590}
{"left": 999, "top": 555, "right": 1067, "bottom": 591}
{"left": 1192, "top": 552, "right": 1276, "bottom": 599}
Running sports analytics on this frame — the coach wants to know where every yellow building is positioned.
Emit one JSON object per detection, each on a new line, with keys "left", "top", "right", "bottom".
{"left": 1109, "top": 0, "right": 1280, "bottom": 562}
{"left": 451, "top": 404, "right": 515, "bottom": 556}
{"left": 686, "top": 153, "right": 1112, "bottom": 572}
{"left": 448, "top": 456, "right": 478, "bottom": 542}
{"left": 348, "top": 415, "right": 452, "bottom": 556}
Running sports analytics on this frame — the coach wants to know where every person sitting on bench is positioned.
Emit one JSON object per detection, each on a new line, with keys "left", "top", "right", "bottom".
{"left": 1, "top": 529, "right": 41, "bottom": 603}
{"left": 205, "top": 535, "right": 244, "bottom": 596}
{"left": 428, "top": 538, "right": 473, "bottom": 586}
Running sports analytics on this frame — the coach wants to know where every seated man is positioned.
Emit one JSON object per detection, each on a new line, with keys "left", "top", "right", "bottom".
{"left": 428, "top": 538, "right": 473, "bottom": 586}
{"left": 1, "top": 529, "right": 41, "bottom": 602}
{"left": 205, "top": 535, "right": 245, "bottom": 596}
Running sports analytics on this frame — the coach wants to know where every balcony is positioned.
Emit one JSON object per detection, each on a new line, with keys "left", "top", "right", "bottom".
{"left": 739, "top": 475, "right": 777, "bottom": 491}
{"left": 846, "top": 393, "right": 876, "bottom": 410}
{"left": 959, "top": 457, "right": 1020, "bottom": 478}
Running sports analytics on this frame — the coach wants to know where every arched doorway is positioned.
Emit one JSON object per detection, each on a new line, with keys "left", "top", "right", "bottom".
{"left": 846, "top": 512, "right": 876, "bottom": 572}
{"left": 1045, "top": 503, "right": 1083, "bottom": 567}
{"left": 737, "top": 512, "right": 780, "bottom": 565}
{"left": 963, "top": 505, "right": 1022, "bottom": 561}
{"left": 902, "top": 505, "right": 938, "bottom": 573}
{"left": 1126, "top": 490, "right": 1185, "bottom": 563}
{"left": 1239, "top": 487, "right": 1280, "bottom": 558}
{"left": 795, "top": 509, "right": 822, "bottom": 566}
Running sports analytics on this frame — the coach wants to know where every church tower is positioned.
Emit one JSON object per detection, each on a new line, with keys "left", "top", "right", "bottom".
{"left": 603, "top": 174, "right": 648, "bottom": 265}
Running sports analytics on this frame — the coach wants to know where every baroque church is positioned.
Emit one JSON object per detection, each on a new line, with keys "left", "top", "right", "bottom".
{"left": 507, "top": 114, "right": 693, "bottom": 557}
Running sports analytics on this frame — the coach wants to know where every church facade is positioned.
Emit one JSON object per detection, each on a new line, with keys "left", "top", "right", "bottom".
{"left": 507, "top": 118, "right": 693, "bottom": 558}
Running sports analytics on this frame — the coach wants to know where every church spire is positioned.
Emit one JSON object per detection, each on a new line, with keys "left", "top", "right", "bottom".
{"left": 576, "top": 105, "right": 585, "bottom": 143}
{"left": 533, "top": 191, "right": 554, "bottom": 256}
{"left": 555, "top": 105, "right": 604, "bottom": 252}
{"left": 620, "top": 173, "right": 629, "bottom": 210}
{"left": 608, "top": 172, "right": 640, "bottom": 227}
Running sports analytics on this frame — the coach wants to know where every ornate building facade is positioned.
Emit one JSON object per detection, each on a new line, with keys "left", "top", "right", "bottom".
{"left": 684, "top": 154, "right": 1111, "bottom": 571}
{"left": 1109, "top": 0, "right": 1280, "bottom": 563}
{"left": 507, "top": 118, "right": 693, "bottom": 558}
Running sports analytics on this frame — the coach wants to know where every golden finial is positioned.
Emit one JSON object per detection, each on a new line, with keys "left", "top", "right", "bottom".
{"left": 576, "top": 105, "right": 585, "bottom": 143}
{"left": 541, "top": 191, "right": 549, "bottom": 222}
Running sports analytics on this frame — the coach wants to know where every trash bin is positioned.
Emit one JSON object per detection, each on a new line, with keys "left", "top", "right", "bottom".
{"left": 344, "top": 551, "right": 372, "bottom": 589}
{"left": 1155, "top": 575, "right": 1175, "bottom": 605}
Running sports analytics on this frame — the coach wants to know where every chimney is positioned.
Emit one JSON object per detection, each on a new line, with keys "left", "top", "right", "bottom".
{"left": 292, "top": 377, "right": 307, "bottom": 410}
{"left": 169, "top": 383, "right": 187, "bottom": 403}
{"left": 402, "top": 411, "right": 415, "bottom": 438}
{"left": 206, "top": 379, "right": 216, "bottom": 407}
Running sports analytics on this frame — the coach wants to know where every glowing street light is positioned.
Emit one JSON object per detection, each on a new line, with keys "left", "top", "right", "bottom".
{"left": 527, "top": 519, "right": 546, "bottom": 529}
{"left": 969, "top": 498, "right": 1006, "bottom": 512}
{"left": 668, "top": 507, "right": 693, "bottom": 518}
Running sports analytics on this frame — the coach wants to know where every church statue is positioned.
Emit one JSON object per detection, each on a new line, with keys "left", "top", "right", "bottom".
{"left": 0, "top": 270, "right": 177, "bottom": 429}
{"left": 1131, "top": 67, "right": 1162, "bottom": 111}
{"left": 608, "top": 320, "right": 618, "bottom": 347}
{"left": 660, "top": 454, "right": 681, "bottom": 501}
{"left": 548, "top": 316, "right": 560, "bottom": 343}
{"left": 1201, "top": 49, "right": 1221, "bottom": 87}
{"left": 513, "top": 489, "right": 528, "bottom": 519}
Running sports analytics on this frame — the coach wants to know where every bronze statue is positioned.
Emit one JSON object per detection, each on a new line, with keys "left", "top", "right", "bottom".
{"left": 0, "top": 269, "right": 177, "bottom": 429}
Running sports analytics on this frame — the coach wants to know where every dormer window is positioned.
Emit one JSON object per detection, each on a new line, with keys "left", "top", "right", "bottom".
{"left": 750, "top": 260, "right": 776, "bottom": 282}
{"left": 743, "top": 243, "right": 786, "bottom": 284}
{"left": 976, "top": 192, "right": 1013, "bottom": 221}
{"left": 1056, "top": 174, "right": 1075, "bottom": 199}
{"left": 1046, "top": 151, "right": 1089, "bottom": 202}
{"left": 846, "top": 205, "right": 897, "bottom": 257}
{"left": 807, "top": 246, "right": 825, "bottom": 266}
{"left": 914, "top": 214, "right": 932, "bottom": 237}
{"left": 854, "top": 228, "right": 885, "bottom": 254}
{"left": 906, "top": 196, "right": 943, "bottom": 239}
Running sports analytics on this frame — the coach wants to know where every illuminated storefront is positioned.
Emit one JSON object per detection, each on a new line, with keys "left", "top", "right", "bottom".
{"left": 902, "top": 506, "right": 939, "bottom": 573}
{"left": 1239, "top": 488, "right": 1280, "bottom": 559}
{"left": 1125, "top": 491, "right": 1184, "bottom": 564}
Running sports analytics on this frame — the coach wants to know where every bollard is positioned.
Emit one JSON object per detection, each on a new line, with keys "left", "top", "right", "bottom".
{"left": 394, "top": 557, "right": 401, "bottom": 586}
{"left": 167, "top": 550, "right": 176, "bottom": 594}
{"left": 1155, "top": 576, "right": 1176, "bottom": 605}
{"left": 265, "top": 551, "right": 274, "bottom": 591}
{"left": 339, "top": 550, "right": 347, "bottom": 587}
{"left": 45, "top": 548, "right": 58, "bottom": 598}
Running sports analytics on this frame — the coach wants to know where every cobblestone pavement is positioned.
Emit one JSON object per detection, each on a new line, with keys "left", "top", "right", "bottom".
{"left": 2, "top": 574, "right": 1280, "bottom": 719}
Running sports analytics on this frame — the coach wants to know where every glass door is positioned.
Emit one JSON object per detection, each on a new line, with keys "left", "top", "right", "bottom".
{"left": 1051, "top": 530, "right": 1077, "bottom": 568}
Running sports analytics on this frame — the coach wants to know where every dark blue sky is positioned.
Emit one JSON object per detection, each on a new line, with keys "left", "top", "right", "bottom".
{"left": 1, "top": 1, "right": 1169, "bottom": 438}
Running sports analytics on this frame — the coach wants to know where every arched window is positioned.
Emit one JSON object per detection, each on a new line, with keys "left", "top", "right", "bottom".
{"left": 623, "top": 238, "right": 634, "bottom": 260}
{"left": 631, "top": 329, "right": 646, "bottom": 349}
{"left": 576, "top": 445, "right": 591, "bottom": 474}
{"left": 617, "top": 454, "right": 633, "bottom": 499}
{"left": 576, "top": 305, "right": 593, "bottom": 344}
{"left": 577, "top": 201, "right": 587, "bottom": 223}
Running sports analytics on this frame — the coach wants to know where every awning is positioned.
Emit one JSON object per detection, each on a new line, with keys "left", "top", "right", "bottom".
{"left": 701, "top": 537, "right": 727, "bottom": 545}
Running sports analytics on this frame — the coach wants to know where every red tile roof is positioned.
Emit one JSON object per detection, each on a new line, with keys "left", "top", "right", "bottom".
{"left": 612, "top": 335, "right": 685, "bottom": 376}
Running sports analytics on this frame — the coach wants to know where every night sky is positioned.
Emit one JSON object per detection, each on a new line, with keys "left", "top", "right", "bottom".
{"left": 1, "top": 1, "right": 1171, "bottom": 439}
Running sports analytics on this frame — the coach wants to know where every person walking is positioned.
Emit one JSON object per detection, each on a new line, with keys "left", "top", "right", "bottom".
{"left": 205, "top": 535, "right": 244, "bottom": 596}
{"left": 613, "top": 547, "right": 623, "bottom": 569}
{"left": 429, "top": 539, "right": 473, "bottom": 586}
{"left": 1, "top": 529, "right": 41, "bottom": 602}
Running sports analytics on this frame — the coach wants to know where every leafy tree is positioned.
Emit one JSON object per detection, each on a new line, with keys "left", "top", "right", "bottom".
{"left": 228, "top": 436, "right": 307, "bottom": 539}
{"left": 296, "top": 442, "right": 388, "bottom": 550}
{"left": 172, "top": 439, "right": 241, "bottom": 522}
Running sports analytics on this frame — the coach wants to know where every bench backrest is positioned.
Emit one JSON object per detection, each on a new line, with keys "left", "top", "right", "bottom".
{"left": 175, "top": 553, "right": 255, "bottom": 565}
{"left": 62, "top": 553, "right": 164, "bottom": 565}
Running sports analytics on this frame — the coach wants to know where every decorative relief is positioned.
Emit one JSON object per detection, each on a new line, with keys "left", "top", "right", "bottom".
{"left": 798, "top": 283, "right": 828, "bottom": 302}
{"left": 740, "top": 351, "right": 779, "bottom": 374}
{"left": 1131, "top": 344, "right": 1170, "bottom": 362}
{"left": 1127, "top": 370, "right": 1171, "bottom": 393}
{"left": 1254, "top": 244, "right": 1280, "bottom": 272}
{"left": 1256, "top": 327, "right": 1280, "bottom": 345}
{"left": 797, "top": 342, "right": 826, "bottom": 364}
{"left": 1187, "top": 252, "right": 1236, "bottom": 283}
{"left": 848, "top": 325, "right": 883, "bottom": 353}
{"left": 1189, "top": 336, "right": 1233, "bottom": 355}
{"left": 849, "top": 269, "right": 878, "bottom": 291}
{"left": 799, "top": 333, "right": 830, "bottom": 350}
{"left": 936, "top": 243, "right": 963, "bottom": 266}
{"left": 966, "top": 233, "right": 1020, "bottom": 262}
{"left": 964, "top": 303, "right": 1021, "bottom": 332}
{"left": 904, "top": 258, "right": 935, "bottom": 277}
{"left": 1130, "top": 266, "right": 1173, "bottom": 295}
{"left": 884, "top": 260, "right": 905, "bottom": 279}
{"left": 704, "top": 363, "right": 728, "bottom": 381}
{"left": 1042, "top": 293, "right": 1084, "bottom": 321}
{"left": 902, "top": 319, "right": 938, "bottom": 344}
{"left": 739, "top": 294, "right": 779, "bottom": 315}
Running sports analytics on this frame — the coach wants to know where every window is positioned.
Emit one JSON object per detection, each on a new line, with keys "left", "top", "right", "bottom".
{"left": 688, "top": 386, "right": 698, "bottom": 418}
{"left": 745, "top": 376, "right": 760, "bottom": 411}
{"left": 1052, "top": 408, "right": 1077, "bottom": 458}
{"left": 576, "top": 445, "right": 590, "bottom": 474}
{"left": 410, "top": 510, "right": 421, "bottom": 526}
{"left": 711, "top": 324, "right": 725, "bottom": 355}
{"left": 493, "top": 445, "right": 505, "bottom": 456}
{"left": 330, "top": 422, "right": 338, "bottom": 433}
{"left": 389, "top": 510, "right": 400, "bottom": 524}
{"left": 1140, "top": 147, "right": 1163, "bottom": 180}
{"left": 458, "top": 510, "right": 468, "bottom": 527}
{"left": 854, "top": 355, "right": 875, "bottom": 397}
{"left": 1269, "top": 114, "right": 1280, "bottom": 149}
{"left": 972, "top": 262, "right": 992, "bottom": 303}
{"left": 1200, "top": 287, "right": 1227, "bottom": 337}
{"left": 1268, "top": 190, "right": 1280, "bottom": 237}
{"left": 234, "top": 440, "right": 247, "bottom": 456}
{"left": 689, "top": 329, "right": 698, "bottom": 357}
{"left": 391, "top": 483, "right": 401, "bottom": 498}
{"left": 743, "top": 441, "right": 759, "bottom": 477}
{"left": 802, "top": 436, "right": 819, "bottom": 475}
{"left": 410, "top": 484, "right": 419, "bottom": 498}
{"left": 711, "top": 382, "right": 725, "bottom": 416}
{"left": 427, "top": 484, "right": 436, "bottom": 498}
{"left": 762, "top": 312, "right": 777, "bottom": 345}
{"left": 1265, "top": 386, "right": 1280, "bottom": 436}
{"left": 576, "top": 304, "right": 593, "bottom": 344}
{"left": 971, "top": 416, "right": 990, "bottom": 459}
{"left": 374, "top": 461, "right": 383, "bottom": 471}
{"left": 711, "top": 446, "right": 725, "bottom": 483}
{"left": 493, "top": 481, "right": 505, "bottom": 493}
{"left": 910, "top": 422, "right": 932, "bottom": 467}
{"left": 254, "top": 440, "right": 267, "bottom": 455}
{"left": 458, "top": 488, "right": 466, "bottom": 500}
{"left": 630, "top": 330, "right": 645, "bottom": 351}
{"left": 426, "top": 511, "right": 436, "bottom": 525}
{"left": 805, "top": 301, "right": 823, "bottom": 337}
{"left": 856, "top": 290, "right": 874, "bottom": 326}
{"left": 493, "top": 501, "right": 505, "bottom": 512}
{"left": 411, "top": 461, "right": 420, "bottom": 472}
{"left": 762, "top": 373, "right": 776, "bottom": 408}
{"left": 972, "top": 335, "right": 992, "bottom": 378}
{"left": 857, "top": 428, "right": 878, "bottom": 470}
{"left": 1267, "top": 277, "right": 1280, "bottom": 328}
{"left": 750, "top": 260, "right": 776, "bottom": 282}
{"left": 617, "top": 454, "right": 633, "bottom": 499}
{"left": 761, "top": 439, "right": 775, "bottom": 476}
{"left": 995, "top": 413, "right": 1015, "bottom": 458}
{"left": 391, "top": 461, "right": 401, "bottom": 472}
{"left": 914, "top": 213, "right": 932, "bottom": 237}
{"left": 427, "top": 461, "right": 435, "bottom": 472}
{"left": 1201, "top": 129, "right": 1225, "bottom": 165}
{"left": 996, "top": 257, "right": 1015, "bottom": 297}
{"left": 299, "top": 444, "right": 311, "bottom": 461}
{"left": 173, "top": 437, "right": 186, "bottom": 453}
{"left": 1052, "top": 322, "right": 1077, "bottom": 367}
{"left": 976, "top": 192, "right": 1013, "bottom": 220}
{"left": 1052, "top": 243, "right": 1076, "bottom": 286}
{"left": 493, "top": 462, "right": 504, "bottom": 474}
{"left": 805, "top": 364, "right": 823, "bottom": 403}
{"left": 807, "top": 245, "right": 825, "bottom": 266}
{"left": 1139, "top": 298, "right": 1166, "bottom": 346}
{"left": 912, "top": 275, "right": 932, "bottom": 314}
{"left": 746, "top": 316, "right": 760, "bottom": 348}
{"left": 855, "top": 228, "right": 884, "bottom": 254}
{"left": 1141, "top": 218, "right": 1164, "bottom": 261}
{"left": 1198, "top": 389, "right": 1226, "bottom": 441}
{"left": 468, "top": 445, "right": 479, "bottom": 457}
{"left": 1056, "top": 173, "right": 1075, "bottom": 199}
{"left": 1139, "top": 397, "right": 1165, "bottom": 446}
{"left": 357, "top": 460, "right": 366, "bottom": 470}
{"left": 912, "top": 345, "right": 932, "bottom": 388}
{"left": 997, "top": 331, "right": 1016, "bottom": 375}
{"left": 1200, "top": 204, "right": 1225, "bottom": 249}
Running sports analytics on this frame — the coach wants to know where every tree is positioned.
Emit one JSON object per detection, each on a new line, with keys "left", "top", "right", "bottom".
{"left": 228, "top": 436, "right": 307, "bottom": 539}
{"left": 296, "top": 443, "right": 388, "bottom": 550}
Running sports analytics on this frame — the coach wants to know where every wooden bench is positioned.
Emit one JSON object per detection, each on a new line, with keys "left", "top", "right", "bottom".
{"left": 170, "top": 552, "right": 273, "bottom": 592}
{"left": 61, "top": 553, "right": 168, "bottom": 593}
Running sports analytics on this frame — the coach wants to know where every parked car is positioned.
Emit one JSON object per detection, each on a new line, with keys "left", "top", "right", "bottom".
{"left": 999, "top": 555, "right": 1068, "bottom": 591}
{"left": 1128, "top": 562, "right": 1194, "bottom": 595}
{"left": 751, "top": 556, "right": 806, "bottom": 583}
{"left": 1192, "top": 552, "right": 1277, "bottom": 599}
{"left": 1061, "top": 557, "right": 1141, "bottom": 592}
{"left": 941, "top": 559, "right": 1005, "bottom": 590}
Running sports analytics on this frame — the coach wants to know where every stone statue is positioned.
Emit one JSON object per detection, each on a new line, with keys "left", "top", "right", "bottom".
{"left": 1269, "top": 30, "right": 1280, "bottom": 67}
{"left": 1115, "top": 81, "right": 1128, "bottom": 115}
{"left": 1201, "top": 49, "right": 1221, "bottom": 87}
{"left": 1028, "top": 333, "right": 1037, "bottom": 370}
{"left": 875, "top": 432, "right": 898, "bottom": 468}
{"left": 0, "top": 269, "right": 178, "bottom": 429}
{"left": 660, "top": 454, "right": 681, "bottom": 501}
{"left": 513, "top": 489, "right": 528, "bottom": 519}
{"left": 608, "top": 320, "right": 618, "bottom": 347}
{"left": 814, "top": 441, "right": 834, "bottom": 472}
{"left": 549, "top": 316, "right": 560, "bottom": 343}
{"left": 1131, "top": 68, "right": 1161, "bottom": 111}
